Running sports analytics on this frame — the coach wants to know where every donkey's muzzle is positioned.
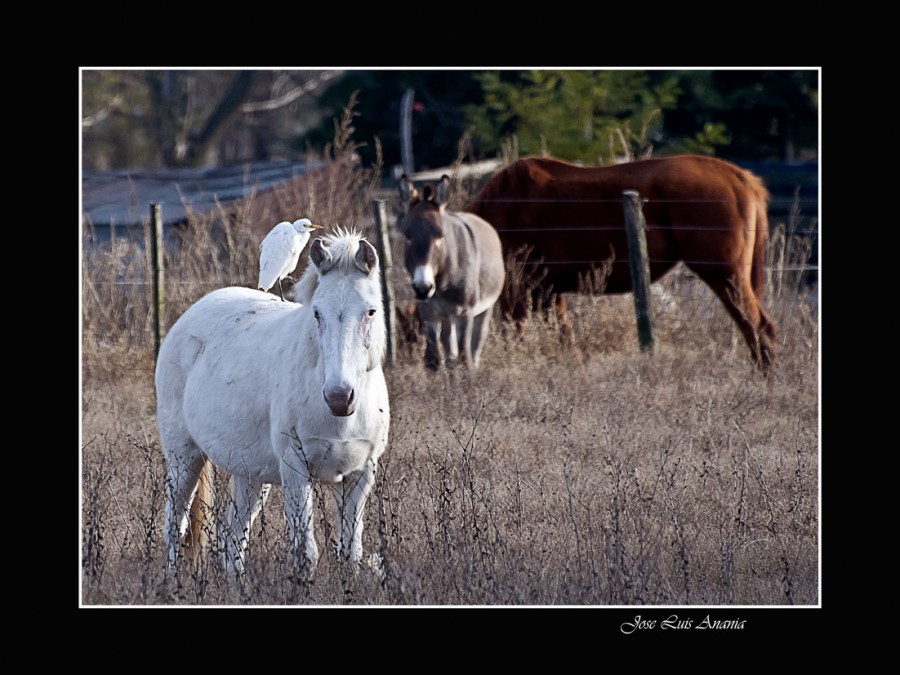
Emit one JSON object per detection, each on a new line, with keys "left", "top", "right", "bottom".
{"left": 323, "top": 386, "right": 355, "bottom": 416}
{"left": 413, "top": 283, "right": 435, "bottom": 299}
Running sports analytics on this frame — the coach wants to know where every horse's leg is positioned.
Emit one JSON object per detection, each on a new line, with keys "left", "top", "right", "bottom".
{"left": 695, "top": 271, "right": 776, "bottom": 371}
{"left": 532, "top": 286, "right": 550, "bottom": 321}
{"left": 470, "top": 308, "right": 493, "bottom": 368}
{"left": 332, "top": 457, "right": 377, "bottom": 564}
{"left": 501, "top": 290, "right": 528, "bottom": 338}
{"left": 163, "top": 446, "right": 206, "bottom": 572}
{"left": 555, "top": 295, "right": 575, "bottom": 347}
{"left": 280, "top": 447, "right": 319, "bottom": 571}
{"left": 218, "top": 473, "right": 271, "bottom": 575}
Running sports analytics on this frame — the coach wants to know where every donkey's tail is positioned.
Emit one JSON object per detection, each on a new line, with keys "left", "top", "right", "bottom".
{"left": 183, "top": 460, "right": 212, "bottom": 559}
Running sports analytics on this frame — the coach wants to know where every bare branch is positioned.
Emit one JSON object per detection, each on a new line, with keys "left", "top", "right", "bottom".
{"left": 240, "top": 70, "right": 344, "bottom": 113}
{"left": 82, "top": 94, "right": 123, "bottom": 128}
{"left": 82, "top": 109, "right": 110, "bottom": 128}
{"left": 183, "top": 71, "right": 257, "bottom": 164}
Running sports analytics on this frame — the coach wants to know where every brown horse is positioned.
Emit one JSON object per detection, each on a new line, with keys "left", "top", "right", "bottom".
{"left": 466, "top": 155, "right": 777, "bottom": 370}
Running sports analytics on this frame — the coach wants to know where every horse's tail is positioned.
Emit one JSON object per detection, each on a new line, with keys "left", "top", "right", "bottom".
{"left": 183, "top": 460, "right": 212, "bottom": 559}
{"left": 742, "top": 167, "right": 777, "bottom": 368}
{"left": 746, "top": 169, "right": 770, "bottom": 299}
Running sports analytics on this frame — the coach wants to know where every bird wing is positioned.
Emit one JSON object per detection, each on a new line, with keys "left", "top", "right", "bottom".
{"left": 258, "top": 223, "right": 300, "bottom": 291}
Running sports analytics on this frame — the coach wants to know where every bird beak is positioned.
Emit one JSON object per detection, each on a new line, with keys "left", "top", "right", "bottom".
{"left": 310, "top": 224, "right": 324, "bottom": 230}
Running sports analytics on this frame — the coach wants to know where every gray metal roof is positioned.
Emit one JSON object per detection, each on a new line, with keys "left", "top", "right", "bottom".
{"left": 82, "top": 160, "right": 324, "bottom": 227}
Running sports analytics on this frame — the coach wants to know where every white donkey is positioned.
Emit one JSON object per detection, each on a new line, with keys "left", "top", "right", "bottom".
{"left": 155, "top": 229, "right": 389, "bottom": 574}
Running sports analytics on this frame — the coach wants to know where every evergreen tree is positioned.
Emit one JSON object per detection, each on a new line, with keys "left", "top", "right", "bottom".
{"left": 466, "top": 70, "right": 687, "bottom": 164}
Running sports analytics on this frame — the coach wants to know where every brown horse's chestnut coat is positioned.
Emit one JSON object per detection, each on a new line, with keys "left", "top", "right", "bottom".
{"left": 467, "top": 155, "right": 776, "bottom": 369}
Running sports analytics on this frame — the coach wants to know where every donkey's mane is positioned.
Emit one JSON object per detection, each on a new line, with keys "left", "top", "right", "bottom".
{"left": 291, "top": 227, "right": 370, "bottom": 305}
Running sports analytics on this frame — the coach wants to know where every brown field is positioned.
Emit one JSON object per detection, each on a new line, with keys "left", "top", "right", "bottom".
{"left": 80, "top": 125, "right": 818, "bottom": 606}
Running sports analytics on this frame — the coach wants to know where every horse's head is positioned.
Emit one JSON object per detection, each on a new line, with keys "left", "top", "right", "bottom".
{"left": 398, "top": 174, "right": 451, "bottom": 300}
{"left": 308, "top": 232, "right": 385, "bottom": 417}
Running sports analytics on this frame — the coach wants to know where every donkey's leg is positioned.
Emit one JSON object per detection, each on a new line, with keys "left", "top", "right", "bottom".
{"left": 333, "top": 457, "right": 378, "bottom": 564}
{"left": 456, "top": 311, "right": 475, "bottom": 368}
{"left": 418, "top": 301, "right": 442, "bottom": 370}
{"left": 163, "top": 446, "right": 206, "bottom": 572}
{"left": 422, "top": 319, "right": 442, "bottom": 370}
{"left": 470, "top": 308, "right": 493, "bottom": 369}
{"left": 443, "top": 316, "right": 460, "bottom": 367}
{"left": 218, "top": 474, "right": 271, "bottom": 575}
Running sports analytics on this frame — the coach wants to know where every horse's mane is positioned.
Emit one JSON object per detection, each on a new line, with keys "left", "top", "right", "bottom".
{"left": 319, "top": 228, "right": 370, "bottom": 271}
{"left": 290, "top": 227, "right": 370, "bottom": 305}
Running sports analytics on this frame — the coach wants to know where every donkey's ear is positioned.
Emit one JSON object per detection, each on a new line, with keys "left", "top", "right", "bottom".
{"left": 434, "top": 174, "right": 451, "bottom": 207}
{"left": 310, "top": 238, "right": 334, "bottom": 275}
{"left": 355, "top": 239, "right": 379, "bottom": 277}
{"left": 398, "top": 175, "right": 417, "bottom": 220}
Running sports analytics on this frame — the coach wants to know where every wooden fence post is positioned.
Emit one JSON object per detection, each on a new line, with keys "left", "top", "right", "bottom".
{"left": 150, "top": 202, "right": 166, "bottom": 358}
{"left": 372, "top": 199, "right": 397, "bottom": 365}
{"left": 400, "top": 88, "right": 414, "bottom": 175}
{"left": 622, "top": 190, "right": 655, "bottom": 353}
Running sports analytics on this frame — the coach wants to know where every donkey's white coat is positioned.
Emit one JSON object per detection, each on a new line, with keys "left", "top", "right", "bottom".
{"left": 155, "top": 230, "right": 389, "bottom": 574}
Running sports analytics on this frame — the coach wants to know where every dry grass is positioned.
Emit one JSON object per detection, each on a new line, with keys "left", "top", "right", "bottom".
{"left": 81, "top": 122, "right": 819, "bottom": 606}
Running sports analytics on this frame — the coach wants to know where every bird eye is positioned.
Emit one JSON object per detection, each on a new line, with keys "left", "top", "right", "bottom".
{"left": 314, "top": 309, "right": 320, "bottom": 321}
{"left": 368, "top": 308, "right": 377, "bottom": 317}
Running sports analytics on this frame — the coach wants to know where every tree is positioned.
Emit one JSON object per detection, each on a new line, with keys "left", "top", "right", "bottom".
{"left": 464, "top": 69, "right": 817, "bottom": 164}
{"left": 653, "top": 69, "right": 818, "bottom": 161}
{"left": 465, "top": 70, "right": 687, "bottom": 164}
{"left": 82, "top": 69, "right": 819, "bottom": 171}
{"left": 301, "top": 70, "right": 486, "bottom": 171}
{"left": 82, "top": 70, "right": 342, "bottom": 170}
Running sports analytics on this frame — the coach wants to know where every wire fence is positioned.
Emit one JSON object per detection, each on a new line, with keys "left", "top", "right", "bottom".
{"left": 82, "top": 146, "right": 819, "bottom": 371}
{"left": 472, "top": 197, "right": 818, "bottom": 206}
{"left": 83, "top": 251, "right": 818, "bottom": 296}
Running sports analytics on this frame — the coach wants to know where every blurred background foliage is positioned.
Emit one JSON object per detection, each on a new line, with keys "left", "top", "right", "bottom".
{"left": 81, "top": 68, "right": 818, "bottom": 172}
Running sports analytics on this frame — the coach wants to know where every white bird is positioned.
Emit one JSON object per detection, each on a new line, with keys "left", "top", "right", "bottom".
{"left": 258, "top": 218, "right": 324, "bottom": 300}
